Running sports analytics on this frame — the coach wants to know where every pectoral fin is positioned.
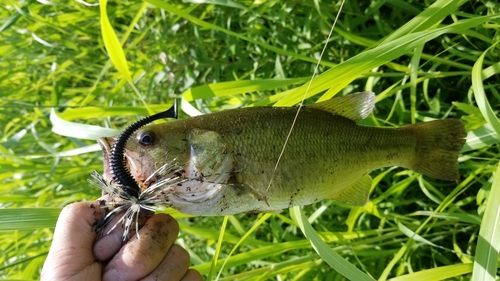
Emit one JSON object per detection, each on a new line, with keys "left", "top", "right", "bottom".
{"left": 308, "top": 91, "right": 375, "bottom": 122}
{"left": 331, "top": 174, "right": 372, "bottom": 206}
{"left": 232, "top": 183, "right": 270, "bottom": 206}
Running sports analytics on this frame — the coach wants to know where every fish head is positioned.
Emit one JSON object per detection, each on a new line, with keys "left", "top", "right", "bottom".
{"left": 98, "top": 124, "right": 191, "bottom": 190}
{"left": 98, "top": 123, "right": 235, "bottom": 215}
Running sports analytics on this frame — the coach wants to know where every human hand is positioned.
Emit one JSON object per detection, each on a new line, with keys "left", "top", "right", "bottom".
{"left": 41, "top": 198, "right": 203, "bottom": 281}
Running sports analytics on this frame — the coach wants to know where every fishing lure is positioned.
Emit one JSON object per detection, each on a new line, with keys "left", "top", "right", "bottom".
{"left": 90, "top": 101, "right": 179, "bottom": 241}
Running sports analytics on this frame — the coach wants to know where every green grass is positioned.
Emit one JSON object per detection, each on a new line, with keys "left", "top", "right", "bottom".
{"left": 1, "top": 0, "right": 500, "bottom": 280}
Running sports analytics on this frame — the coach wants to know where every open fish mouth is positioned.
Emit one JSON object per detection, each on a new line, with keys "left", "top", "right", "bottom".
{"left": 89, "top": 157, "right": 187, "bottom": 241}
{"left": 92, "top": 136, "right": 170, "bottom": 242}
{"left": 97, "top": 137, "right": 159, "bottom": 191}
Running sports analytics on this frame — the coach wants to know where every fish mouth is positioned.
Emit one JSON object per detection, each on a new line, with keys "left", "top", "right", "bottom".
{"left": 97, "top": 136, "right": 157, "bottom": 190}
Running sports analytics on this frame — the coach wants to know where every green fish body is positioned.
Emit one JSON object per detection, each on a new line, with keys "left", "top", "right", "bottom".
{"left": 99, "top": 92, "right": 466, "bottom": 216}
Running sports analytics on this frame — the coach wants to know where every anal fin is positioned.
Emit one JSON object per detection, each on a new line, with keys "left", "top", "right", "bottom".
{"left": 331, "top": 174, "right": 372, "bottom": 206}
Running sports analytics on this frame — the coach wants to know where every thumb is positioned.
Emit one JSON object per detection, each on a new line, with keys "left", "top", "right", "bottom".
{"left": 41, "top": 199, "right": 106, "bottom": 280}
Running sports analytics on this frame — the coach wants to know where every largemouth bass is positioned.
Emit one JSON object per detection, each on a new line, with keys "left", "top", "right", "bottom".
{"left": 94, "top": 92, "right": 466, "bottom": 228}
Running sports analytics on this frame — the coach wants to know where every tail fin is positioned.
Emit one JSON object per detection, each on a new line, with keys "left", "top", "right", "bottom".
{"left": 403, "top": 119, "right": 466, "bottom": 181}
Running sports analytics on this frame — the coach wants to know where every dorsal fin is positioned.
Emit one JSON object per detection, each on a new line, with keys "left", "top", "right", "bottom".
{"left": 308, "top": 91, "right": 375, "bottom": 122}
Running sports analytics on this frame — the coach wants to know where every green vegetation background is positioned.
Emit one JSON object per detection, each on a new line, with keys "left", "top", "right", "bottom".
{"left": 1, "top": 0, "right": 500, "bottom": 280}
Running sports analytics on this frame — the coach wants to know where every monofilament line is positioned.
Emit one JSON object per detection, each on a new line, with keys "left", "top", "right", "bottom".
{"left": 266, "top": 0, "right": 346, "bottom": 192}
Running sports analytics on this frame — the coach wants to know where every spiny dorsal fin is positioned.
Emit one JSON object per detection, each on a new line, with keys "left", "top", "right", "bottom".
{"left": 331, "top": 174, "right": 372, "bottom": 206}
{"left": 308, "top": 91, "right": 375, "bottom": 122}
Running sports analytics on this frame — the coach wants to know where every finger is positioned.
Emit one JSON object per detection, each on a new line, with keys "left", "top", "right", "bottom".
{"left": 102, "top": 214, "right": 179, "bottom": 281}
{"left": 92, "top": 210, "right": 125, "bottom": 262}
{"left": 140, "top": 244, "right": 189, "bottom": 281}
{"left": 181, "top": 269, "right": 204, "bottom": 281}
{"left": 41, "top": 200, "right": 105, "bottom": 280}
{"left": 93, "top": 202, "right": 152, "bottom": 261}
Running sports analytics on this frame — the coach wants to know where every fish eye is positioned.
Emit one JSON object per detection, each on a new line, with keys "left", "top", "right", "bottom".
{"left": 138, "top": 131, "right": 156, "bottom": 147}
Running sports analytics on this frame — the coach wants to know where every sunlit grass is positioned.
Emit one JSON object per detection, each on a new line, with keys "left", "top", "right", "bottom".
{"left": 1, "top": 0, "right": 499, "bottom": 280}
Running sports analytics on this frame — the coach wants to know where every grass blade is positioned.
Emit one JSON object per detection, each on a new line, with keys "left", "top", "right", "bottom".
{"left": 0, "top": 208, "right": 61, "bottom": 231}
{"left": 182, "top": 78, "right": 309, "bottom": 101}
{"left": 461, "top": 124, "right": 499, "bottom": 152}
{"left": 471, "top": 42, "right": 500, "bottom": 136}
{"left": 382, "top": 0, "right": 467, "bottom": 43}
{"left": 144, "top": 0, "right": 336, "bottom": 67}
{"left": 472, "top": 163, "right": 500, "bottom": 281}
{"left": 50, "top": 109, "right": 119, "bottom": 139}
{"left": 275, "top": 14, "right": 499, "bottom": 106}
{"left": 215, "top": 214, "right": 272, "bottom": 280}
{"left": 389, "top": 263, "right": 473, "bottom": 281}
{"left": 471, "top": 41, "right": 500, "bottom": 281}
{"left": 208, "top": 215, "right": 229, "bottom": 281}
{"left": 99, "top": 0, "right": 132, "bottom": 83}
{"left": 290, "top": 206, "right": 375, "bottom": 281}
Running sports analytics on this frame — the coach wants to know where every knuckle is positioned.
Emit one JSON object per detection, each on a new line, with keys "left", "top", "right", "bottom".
{"left": 170, "top": 244, "right": 190, "bottom": 268}
{"left": 184, "top": 269, "right": 204, "bottom": 281}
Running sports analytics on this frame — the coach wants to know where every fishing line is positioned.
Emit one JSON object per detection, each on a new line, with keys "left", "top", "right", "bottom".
{"left": 267, "top": 0, "right": 346, "bottom": 192}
